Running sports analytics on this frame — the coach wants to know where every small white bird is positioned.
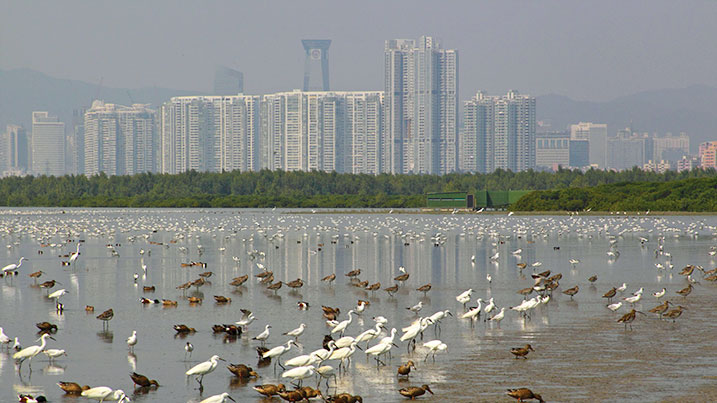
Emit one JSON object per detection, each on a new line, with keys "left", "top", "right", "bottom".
{"left": 607, "top": 302, "right": 623, "bottom": 312}
{"left": 252, "top": 325, "right": 272, "bottom": 345}
{"left": 422, "top": 339, "right": 447, "bottom": 362}
{"left": 490, "top": 252, "right": 500, "bottom": 261}
{"left": 471, "top": 255, "right": 476, "bottom": 263}
{"left": 126, "top": 330, "right": 137, "bottom": 352}
{"left": 512, "top": 248, "right": 522, "bottom": 255}
{"left": 616, "top": 283, "right": 628, "bottom": 292}
{"left": 652, "top": 288, "right": 666, "bottom": 298}
{"left": 406, "top": 301, "right": 423, "bottom": 315}
{"left": 0, "top": 327, "right": 10, "bottom": 348}
{"left": 623, "top": 293, "right": 642, "bottom": 305}
{"left": 43, "top": 348, "right": 67, "bottom": 363}
{"left": 484, "top": 298, "right": 496, "bottom": 315}
{"left": 48, "top": 289, "right": 68, "bottom": 300}
{"left": 356, "top": 300, "right": 368, "bottom": 314}
{"left": 486, "top": 274, "right": 492, "bottom": 284}
{"left": 456, "top": 289, "right": 473, "bottom": 307}
{"left": 184, "top": 342, "right": 194, "bottom": 360}
{"left": 263, "top": 340, "right": 299, "bottom": 370}
{"left": 282, "top": 324, "right": 306, "bottom": 341}
{"left": 201, "top": 393, "right": 236, "bottom": 403}
{"left": 488, "top": 307, "right": 505, "bottom": 326}
{"left": 186, "top": 355, "right": 224, "bottom": 389}
{"left": 81, "top": 387, "right": 130, "bottom": 403}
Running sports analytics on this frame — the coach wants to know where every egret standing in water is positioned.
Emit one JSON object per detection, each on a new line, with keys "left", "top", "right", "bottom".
{"left": 2, "top": 256, "right": 25, "bottom": 276}
{"left": 81, "top": 387, "right": 129, "bottom": 402}
{"left": 13, "top": 333, "right": 54, "bottom": 372}
{"left": 200, "top": 393, "right": 235, "bottom": 403}
{"left": 186, "top": 355, "right": 224, "bottom": 390}
{"left": 69, "top": 244, "right": 81, "bottom": 265}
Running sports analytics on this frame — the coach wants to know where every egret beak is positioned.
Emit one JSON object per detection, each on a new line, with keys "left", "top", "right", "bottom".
{"left": 227, "top": 396, "right": 236, "bottom": 402}
{"left": 355, "top": 345, "right": 363, "bottom": 351}
{"left": 446, "top": 312, "right": 453, "bottom": 317}
{"left": 392, "top": 343, "right": 399, "bottom": 348}
{"left": 218, "top": 357, "right": 227, "bottom": 362}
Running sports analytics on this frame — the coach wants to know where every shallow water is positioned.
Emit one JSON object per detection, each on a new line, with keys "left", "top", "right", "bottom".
{"left": 1, "top": 209, "right": 716, "bottom": 402}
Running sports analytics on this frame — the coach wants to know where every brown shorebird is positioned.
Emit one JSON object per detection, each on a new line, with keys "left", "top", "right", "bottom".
{"left": 416, "top": 283, "right": 432, "bottom": 295}
{"left": 267, "top": 281, "right": 283, "bottom": 293}
{"left": 253, "top": 383, "right": 286, "bottom": 397}
{"left": 354, "top": 280, "right": 369, "bottom": 288}
{"left": 562, "top": 285, "right": 579, "bottom": 299}
{"left": 679, "top": 265, "right": 695, "bottom": 276}
{"left": 517, "top": 287, "right": 533, "bottom": 298}
{"left": 345, "top": 269, "right": 361, "bottom": 280}
{"left": 198, "top": 271, "right": 213, "bottom": 278}
{"left": 664, "top": 305, "right": 686, "bottom": 322}
{"left": 588, "top": 275, "right": 598, "bottom": 283}
{"left": 57, "top": 382, "right": 90, "bottom": 395}
{"left": 230, "top": 275, "right": 248, "bottom": 287}
{"left": 398, "top": 384, "right": 433, "bottom": 400}
{"left": 507, "top": 388, "right": 545, "bottom": 402}
{"left": 129, "top": 372, "right": 159, "bottom": 388}
{"left": 394, "top": 272, "right": 410, "bottom": 285}
{"left": 174, "top": 324, "right": 196, "bottom": 334}
{"left": 256, "top": 270, "right": 273, "bottom": 279}
{"left": 547, "top": 273, "right": 562, "bottom": 282}
{"left": 676, "top": 284, "right": 693, "bottom": 298}
{"left": 510, "top": 344, "right": 534, "bottom": 359}
{"left": 187, "top": 296, "right": 202, "bottom": 304}
{"left": 191, "top": 278, "right": 205, "bottom": 290}
{"left": 384, "top": 284, "right": 399, "bottom": 297}
{"left": 214, "top": 295, "right": 231, "bottom": 304}
{"left": 617, "top": 309, "right": 644, "bottom": 330}
{"left": 397, "top": 360, "right": 416, "bottom": 378}
{"left": 260, "top": 273, "right": 275, "bottom": 285}
{"left": 85, "top": 305, "right": 94, "bottom": 313}
{"left": 321, "top": 273, "right": 336, "bottom": 284}
{"left": 536, "top": 270, "right": 551, "bottom": 278}
{"left": 603, "top": 287, "right": 617, "bottom": 302}
{"left": 648, "top": 300, "right": 671, "bottom": 318}
{"left": 96, "top": 309, "right": 114, "bottom": 329}
{"left": 365, "top": 282, "right": 381, "bottom": 293}
{"left": 162, "top": 299, "right": 178, "bottom": 307}
{"left": 142, "top": 286, "right": 155, "bottom": 292}
{"left": 516, "top": 263, "right": 528, "bottom": 270}
{"left": 286, "top": 278, "right": 304, "bottom": 289}
{"left": 227, "top": 363, "right": 258, "bottom": 379}
{"left": 28, "top": 271, "right": 45, "bottom": 282}
{"left": 176, "top": 281, "right": 192, "bottom": 293}
{"left": 39, "top": 280, "right": 59, "bottom": 293}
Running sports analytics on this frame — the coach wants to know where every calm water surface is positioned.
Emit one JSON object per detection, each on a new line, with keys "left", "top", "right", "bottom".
{"left": 1, "top": 209, "right": 716, "bottom": 402}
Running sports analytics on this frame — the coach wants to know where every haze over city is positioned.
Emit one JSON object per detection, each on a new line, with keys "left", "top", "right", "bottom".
{"left": 2, "top": 1, "right": 716, "bottom": 100}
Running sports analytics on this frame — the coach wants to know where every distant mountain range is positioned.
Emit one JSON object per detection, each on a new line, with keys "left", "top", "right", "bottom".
{"left": 2, "top": 68, "right": 716, "bottom": 152}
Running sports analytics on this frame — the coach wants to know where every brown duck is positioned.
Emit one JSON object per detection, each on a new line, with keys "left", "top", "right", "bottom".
{"left": 227, "top": 363, "right": 258, "bottom": 379}
{"left": 214, "top": 295, "right": 231, "bottom": 304}
{"left": 36, "top": 322, "right": 58, "bottom": 333}
{"left": 129, "top": 372, "right": 159, "bottom": 388}
{"left": 397, "top": 360, "right": 416, "bottom": 378}
{"left": 506, "top": 388, "right": 545, "bottom": 402}
{"left": 253, "top": 383, "right": 286, "bottom": 397}
{"left": 174, "top": 324, "right": 196, "bottom": 334}
{"left": 278, "top": 390, "right": 305, "bottom": 402}
{"left": 510, "top": 344, "right": 535, "bottom": 359}
{"left": 399, "top": 384, "right": 433, "bottom": 400}
{"left": 328, "top": 394, "right": 363, "bottom": 403}
{"left": 57, "top": 381, "right": 90, "bottom": 395}
{"left": 298, "top": 386, "right": 322, "bottom": 399}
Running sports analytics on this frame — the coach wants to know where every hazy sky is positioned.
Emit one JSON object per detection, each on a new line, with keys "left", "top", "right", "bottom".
{"left": 2, "top": 1, "right": 716, "bottom": 101}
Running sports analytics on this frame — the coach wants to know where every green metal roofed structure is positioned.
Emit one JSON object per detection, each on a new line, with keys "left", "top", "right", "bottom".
{"left": 427, "top": 190, "right": 531, "bottom": 209}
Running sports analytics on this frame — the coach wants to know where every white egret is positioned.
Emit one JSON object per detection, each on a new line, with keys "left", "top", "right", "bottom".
{"left": 284, "top": 352, "right": 321, "bottom": 368}
{"left": 333, "top": 336, "right": 357, "bottom": 349}
{"left": 200, "top": 393, "right": 236, "bottom": 403}
{"left": 262, "top": 340, "right": 299, "bottom": 370}
{"left": 186, "top": 355, "right": 224, "bottom": 389}
{"left": 328, "top": 341, "right": 359, "bottom": 371}
{"left": 488, "top": 307, "right": 505, "bottom": 327}
{"left": 13, "top": 333, "right": 53, "bottom": 372}
{"left": 315, "top": 365, "right": 337, "bottom": 388}
{"left": 281, "top": 365, "right": 315, "bottom": 386}
{"left": 81, "top": 387, "right": 129, "bottom": 402}
{"left": 456, "top": 289, "right": 473, "bottom": 308}
{"left": 422, "top": 340, "right": 447, "bottom": 362}
{"left": 355, "top": 323, "right": 384, "bottom": 348}
{"left": 330, "top": 310, "right": 356, "bottom": 336}
{"left": 48, "top": 288, "right": 68, "bottom": 300}
{"left": 365, "top": 340, "right": 393, "bottom": 367}
{"left": 2, "top": 256, "right": 26, "bottom": 275}
{"left": 69, "top": 244, "right": 81, "bottom": 264}
{"left": 461, "top": 298, "right": 484, "bottom": 326}
{"left": 126, "top": 330, "right": 137, "bottom": 352}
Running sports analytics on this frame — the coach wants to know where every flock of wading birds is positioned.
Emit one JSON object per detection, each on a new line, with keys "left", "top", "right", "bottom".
{"left": 2, "top": 225, "right": 716, "bottom": 403}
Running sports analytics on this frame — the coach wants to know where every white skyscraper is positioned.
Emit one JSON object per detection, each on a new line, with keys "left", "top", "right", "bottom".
{"left": 570, "top": 122, "right": 607, "bottom": 168}
{"left": 84, "top": 101, "right": 156, "bottom": 176}
{"left": 160, "top": 95, "right": 260, "bottom": 174}
{"left": 461, "top": 91, "right": 536, "bottom": 173}
{"left": 261, "top": 90, "right": 383, "bottom": 174}
{"left": 384, "top": 36, "right": 458, "bottom": 175}
{"left": 31, "top": 112, "right": 65, "bottom": 176}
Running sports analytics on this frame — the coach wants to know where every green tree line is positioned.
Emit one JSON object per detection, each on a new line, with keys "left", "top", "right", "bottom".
{"left": 0, "top": 167, "right": 714, "bottom": 209}
{"left": 512, "top": 176, "right": 717, "bottom": 212}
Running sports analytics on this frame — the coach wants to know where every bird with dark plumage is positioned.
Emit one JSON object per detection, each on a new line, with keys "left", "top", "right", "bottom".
{"left": 398, "top": 384, "right": 433, "bottom": 400}
{"left": 507, "top": 388, "right": 545, "bottom": 402}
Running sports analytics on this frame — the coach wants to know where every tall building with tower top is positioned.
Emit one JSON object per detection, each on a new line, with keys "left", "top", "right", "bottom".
{"left": 302, "top": 40, "right": 331, "bottom": 91}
